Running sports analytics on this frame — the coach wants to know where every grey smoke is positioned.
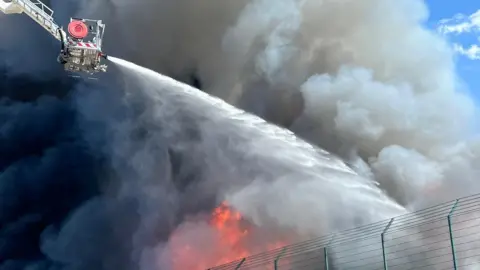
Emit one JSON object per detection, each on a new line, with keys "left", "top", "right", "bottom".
{"left": 89, "top": 57, "right": 405, "bottom": 269}
{"left": 79, "top": 0, "right": 480, "bottom": 267}
{"left": 73, "top": 0, "right": 480, "bottom": 208}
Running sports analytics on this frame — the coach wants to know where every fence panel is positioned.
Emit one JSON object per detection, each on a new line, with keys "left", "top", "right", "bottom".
{"left": 208, "top": 193, "right": 480, "bottom": 270}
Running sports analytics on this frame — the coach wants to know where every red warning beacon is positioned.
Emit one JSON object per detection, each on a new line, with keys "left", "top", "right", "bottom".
{"left": 68, "top": 20, "right": 89, "bottom": 39}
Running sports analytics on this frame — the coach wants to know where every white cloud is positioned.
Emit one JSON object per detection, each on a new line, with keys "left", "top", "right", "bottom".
{"left": 453, "top": 43, "right": 480, "bottom": 60}
{"left": 438, "top": 9, "right": 480, "bottom": 60}
{"left": 438, "top": 10, "right": 480, "bottom": 34}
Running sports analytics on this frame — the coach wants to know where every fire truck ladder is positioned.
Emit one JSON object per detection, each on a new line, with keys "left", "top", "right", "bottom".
{"left": 0, "top": 0, "right": 66, "bottom": 41}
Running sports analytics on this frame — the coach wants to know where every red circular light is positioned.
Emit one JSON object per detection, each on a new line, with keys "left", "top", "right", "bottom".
{"left": 68, "top": 21, "right": 89, "bottom": 39}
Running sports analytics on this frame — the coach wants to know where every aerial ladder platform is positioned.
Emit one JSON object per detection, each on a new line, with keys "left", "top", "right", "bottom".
{"left": 0, "top": 0, "right": 108, "bottom": 75}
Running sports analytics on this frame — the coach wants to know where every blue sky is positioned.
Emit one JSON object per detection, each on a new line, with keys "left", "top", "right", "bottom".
{"left": 424, "top": 0, "right": 479, "bottom": 98}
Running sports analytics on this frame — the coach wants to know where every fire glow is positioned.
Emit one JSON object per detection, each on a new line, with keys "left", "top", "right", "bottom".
{"left": 169, "top": 201, "right": 288, "bottom": 270}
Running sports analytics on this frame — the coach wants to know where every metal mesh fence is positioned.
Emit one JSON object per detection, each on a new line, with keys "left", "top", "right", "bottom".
{"left": 208, "top": 193, "right": 480, "bottom": 270}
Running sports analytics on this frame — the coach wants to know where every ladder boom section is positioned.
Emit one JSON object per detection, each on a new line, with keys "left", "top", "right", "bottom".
{"left": 1, "top": 0, "right": 65, "bottom": 41}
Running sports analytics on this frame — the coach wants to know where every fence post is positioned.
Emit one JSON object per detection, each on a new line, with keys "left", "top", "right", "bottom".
{"left": 274, "top": 247, "right": 287, "bottom": 270}
{"left": 448, "top": 199, "right": 459, "bottom": 270}
{"left": 324, "top": 234, "right": 336, "bottom": 270}
{"left": 324, "top": 247, "right": 328, "bottom": 270}
{"left": 234, "top": 258, "right": 246, "bottom": 270}
{"left": 381, "top": 218, "right": 394, "bottom": 270}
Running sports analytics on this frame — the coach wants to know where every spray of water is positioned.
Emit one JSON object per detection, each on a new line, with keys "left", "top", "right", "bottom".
{"left": 97, "top": 56, "right": 406, "bottom": 268}
{"left": 69, "top": 0, "right": 480, "bottom": 210}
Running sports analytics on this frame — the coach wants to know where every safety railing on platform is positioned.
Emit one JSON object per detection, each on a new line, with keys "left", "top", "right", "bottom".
{"left": 207, "top": 193, "right": 480, "bottom": 270}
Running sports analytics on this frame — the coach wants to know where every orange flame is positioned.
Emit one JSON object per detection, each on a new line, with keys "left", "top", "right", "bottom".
{"left": 169, "top": 201, "right": 288, "bottom": 270}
